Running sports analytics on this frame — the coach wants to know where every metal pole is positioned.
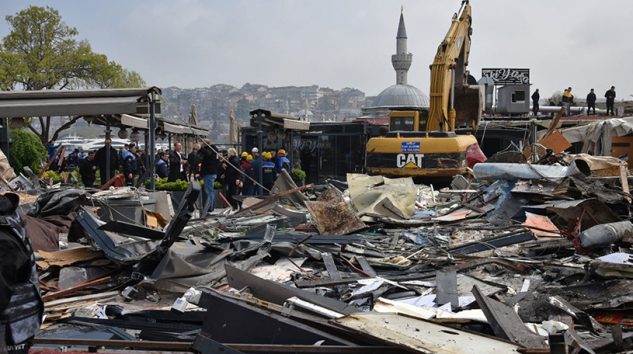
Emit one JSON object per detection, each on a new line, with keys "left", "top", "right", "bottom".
{"left": 148, "top": 93, "right": 157, "bottom": 191}
{"left": 530, "top": 118, "right": 538, "bottom": 163}
{"left": 0, "top": 118, "right": 9, "bottom": 161}
{"left": 257, "top": 111, "right": 263, "bottom": 196}
{"left": 105, "top": 122, "right": 111, "bottom": 184}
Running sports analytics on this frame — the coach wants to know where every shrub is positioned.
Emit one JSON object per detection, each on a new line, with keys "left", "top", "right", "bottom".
{"left": 9, "top": 129, "right": 46, "bottom": 174}
{"left": 291, "top": 167, "right": 306, "bottom": 181}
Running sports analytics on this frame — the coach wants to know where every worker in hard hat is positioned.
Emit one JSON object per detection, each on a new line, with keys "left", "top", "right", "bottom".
{"left": 276, "top": 149, "right": 291, "bottom": 176}
{"left": 261, "top": 151, "right": 276, "bottom": 195}
{"left": 240, "top": 152, "right": 254, "bottom": 196}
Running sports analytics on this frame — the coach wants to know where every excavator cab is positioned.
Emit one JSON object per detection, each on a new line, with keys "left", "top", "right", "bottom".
{"left": 388, "top": 110, "right": 427, "bottom": 133}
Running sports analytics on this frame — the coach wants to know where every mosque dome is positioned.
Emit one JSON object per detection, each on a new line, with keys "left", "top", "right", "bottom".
{"left": 375, "top": 84, "right": 429, "bottom": 108}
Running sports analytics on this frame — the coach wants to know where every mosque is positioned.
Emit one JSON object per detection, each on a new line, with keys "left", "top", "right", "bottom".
{"left": 362, "top": 9, "right": 429, "bottom": 117}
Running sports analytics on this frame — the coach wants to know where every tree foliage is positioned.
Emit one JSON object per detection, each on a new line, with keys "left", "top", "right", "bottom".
{"left": 9, "top": 128, "right": 46, "bottom": 174}
{"left": 0, "top": 6, "right": 146, "bottom": 144}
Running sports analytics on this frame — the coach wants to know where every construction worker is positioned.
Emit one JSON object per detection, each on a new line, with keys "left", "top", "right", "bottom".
{"left": 240, "top": 152, "right": 254, "bottom": 196}
{"left": 261, "top": 151, "right": 276, "bottom": 195}
{"left": 562, "top": 87, "right": 574, "bottom": 116}
{"left": 250, "top": 148, "right": 263, "bottom": 196}
{"left": 276, "top": 149, "right": 291, "bottom": 175}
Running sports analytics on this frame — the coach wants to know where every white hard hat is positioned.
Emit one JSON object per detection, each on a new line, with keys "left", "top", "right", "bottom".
{"left": 251, "top": 147, "right": 259, "bottom": 153}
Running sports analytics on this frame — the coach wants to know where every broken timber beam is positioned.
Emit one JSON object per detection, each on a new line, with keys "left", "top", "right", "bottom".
{"left": 472, "top": 285, "right": 548, "bottom": 350}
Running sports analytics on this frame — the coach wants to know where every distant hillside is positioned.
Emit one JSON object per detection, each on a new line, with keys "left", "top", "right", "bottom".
{"left": 161, "top": 83, "right": 368, "bottom": 134}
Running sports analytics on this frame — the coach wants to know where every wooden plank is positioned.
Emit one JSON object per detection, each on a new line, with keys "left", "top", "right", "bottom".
{"left": 356, "top": 256, "right": 377, "bottom": 277}
{"left": 472, "top": 285, "right": 548, "bottom": 350}
{"left": 322, "top": 253, "right": 342, "bottom": 281}
{"left": 435, "top": 269, "right": 459, "bottom": 309}
{"left": 42, "top": 275, "right": 112, "bottom": 302}
{"left": 620, "top": 164, "right": 631, "bottom": 203}
{"left": 44, "top": 290, "right": 119, "bottom": 307}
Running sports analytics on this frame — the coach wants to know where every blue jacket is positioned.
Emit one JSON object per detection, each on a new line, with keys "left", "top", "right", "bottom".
{"left": 155, "top": 159, "right": 169, "bottom": 178}
{"left": 276, "top": 156, "right": 291, "bottom": 173}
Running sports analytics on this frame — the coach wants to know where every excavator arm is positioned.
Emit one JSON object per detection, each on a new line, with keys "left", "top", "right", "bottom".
{"left": 427, "top": 0, "right": 481, "bottom": 132}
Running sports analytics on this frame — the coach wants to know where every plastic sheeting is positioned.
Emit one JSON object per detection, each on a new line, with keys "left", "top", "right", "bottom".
{"left": 558, "top": 116, "right": 633, "bottom": 156}
{"left": 347, "top": 173, "right": 417, "bottom": 220}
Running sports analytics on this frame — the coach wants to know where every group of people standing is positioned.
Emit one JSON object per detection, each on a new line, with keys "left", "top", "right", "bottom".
{"left": 531, "top": 86, "right": 618, "bottom": 117}
{"left": 46, "top": 138, "right": 147, "bottom": 188}
{"left": 168, "top": 141, "right": 292, "bottom": 213}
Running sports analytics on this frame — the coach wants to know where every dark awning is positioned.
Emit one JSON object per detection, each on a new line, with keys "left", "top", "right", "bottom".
{"left": 0, "top": 87, "right": 162, "bottom": 118}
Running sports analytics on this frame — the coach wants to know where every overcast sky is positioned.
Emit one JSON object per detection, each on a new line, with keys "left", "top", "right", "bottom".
{"left": 1, "top": 0, "right": 633, "bottom": 99}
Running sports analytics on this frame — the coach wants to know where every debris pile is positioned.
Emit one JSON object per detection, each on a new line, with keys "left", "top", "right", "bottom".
{"left": 7, "top": 150, "right": 633, "bottom": 353}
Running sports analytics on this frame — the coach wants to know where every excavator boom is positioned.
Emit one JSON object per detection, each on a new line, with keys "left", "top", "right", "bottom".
{"left": 427, "top": 0, "right": 481, "bottom": 132}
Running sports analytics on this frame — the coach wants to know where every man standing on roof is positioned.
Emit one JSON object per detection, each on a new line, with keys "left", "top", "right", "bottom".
{"left": 531, "top": 89, "right": 540, "bottom": 116}
{"left": 562, "top": 87, "right": 574, "bottom": 116}
{"left": 605, "top": 86, "right": 616, "bottom": 116}
{"left": 586, "top": 89, "right": 597, "bottom": 115}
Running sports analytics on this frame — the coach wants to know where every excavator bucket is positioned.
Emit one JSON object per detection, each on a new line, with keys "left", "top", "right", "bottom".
{"left": 454, "top": 84, "right": 482, "bottom": 132}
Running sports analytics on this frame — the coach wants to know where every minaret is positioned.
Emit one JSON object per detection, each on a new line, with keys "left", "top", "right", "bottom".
{"left": 391, "top": 7, "right": 412, "bottom": 85}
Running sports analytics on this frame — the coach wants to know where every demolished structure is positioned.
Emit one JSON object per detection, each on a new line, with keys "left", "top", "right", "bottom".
{"left": 3, "top": 133, "right": 631, "bottom": 354}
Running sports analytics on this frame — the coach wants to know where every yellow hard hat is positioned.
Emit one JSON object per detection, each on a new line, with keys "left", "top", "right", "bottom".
{"left": 240, "top": 151, "right": 248, "bottom": 158}
{"left": 263, "top": 152, "right": 271, "bottom": 160}
{"left": 246, "top": 154, "right": 253, "bottom": 161}
{"left": 278, "top": 149, "right": 286, "bottom": 156}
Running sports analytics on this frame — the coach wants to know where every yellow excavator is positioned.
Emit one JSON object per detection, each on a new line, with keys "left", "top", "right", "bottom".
{"left": 365, "top": 0, "right": 485, "bottom": 181}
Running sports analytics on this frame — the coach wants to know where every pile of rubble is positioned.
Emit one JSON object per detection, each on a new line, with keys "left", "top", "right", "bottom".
{"left": 13, "top": 154, "right": 633, "bottom": 353}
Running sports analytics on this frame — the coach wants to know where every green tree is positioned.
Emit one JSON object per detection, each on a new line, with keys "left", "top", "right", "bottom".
{"left": 0, "top": 6, "right": 146, "bottom": 145}
{"left": 9, "top": 128, "right": 46, "bottom": 174}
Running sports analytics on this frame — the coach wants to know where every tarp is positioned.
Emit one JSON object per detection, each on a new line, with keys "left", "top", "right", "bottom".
{"left": 347, "top": 173, "right": 417, "bottom": 220}
{"left": 557, "top": 116, "right": 633, "bottom": 156}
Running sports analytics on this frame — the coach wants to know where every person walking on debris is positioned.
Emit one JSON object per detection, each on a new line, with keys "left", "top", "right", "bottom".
{"left": 94, "top": 138, "right": 119, "bottom": 186}
{"left": 224, "top": 148, "right": 243, "bottom": 210}
{"left": 78, "top": 151, "right": 97, "bottom": 188}
{"left": 240, "top": 152, "right": 254, "bottom": 196}
{"left": 168, "top": 142, "right": 188, "bottom": 182}
{"left": 261, "top": 151, "right": 276, "bottom": 195}
{"left": 198, "top": 140, "right": 219, "bottom": 213}
{"left": 121, "top": 143, "right": 138, "bottom": 186}
{"left": 276, "top": 149, "right": 291, "bottom": 176}
{"left": 531, "top": 89, "right": 540, "bottom": 116}
{"left": 605, "top": 85, "right": 616, "bottom": 116}
{"left": 586, "top": 88, "right": 597, "bottom": 115}
{"left": 187, "top": 143, "right": 201, "bottom": 181}
{"left": 155, "top": 151, "right": 169, "bottom": 179}
{"left": 562, "top": 87, "right": 574, "bottom": 116}
{"left": 0, "top": 193, "right": 44, "bottom": 354}
{"left": 250, "top": 147, "right": 263, "bottom": 196}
